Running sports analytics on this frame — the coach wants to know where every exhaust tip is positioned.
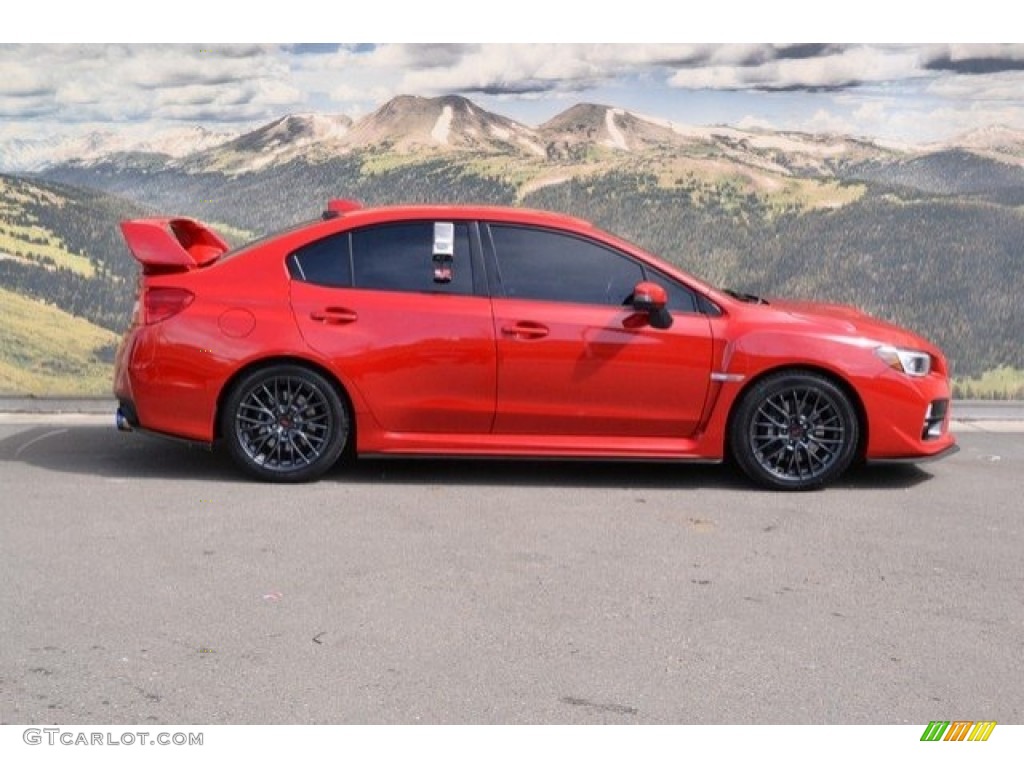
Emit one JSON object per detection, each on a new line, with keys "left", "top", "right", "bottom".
{"left": 115, "top": 408, "right": 133, "bottom": 433}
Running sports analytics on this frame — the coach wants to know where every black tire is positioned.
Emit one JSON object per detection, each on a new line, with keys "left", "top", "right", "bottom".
{"left": 220, "top": 364, "right": 350, "bottom": 482}
{"left": 730, "top": 371, "right": 859, "bottom": 491}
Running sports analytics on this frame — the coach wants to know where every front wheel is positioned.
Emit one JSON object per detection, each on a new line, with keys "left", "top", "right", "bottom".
{"left": 730, "top": 372, "right": 859, "bottom": 491}
{"left": 221, "top": 365, "right": 350, "bottom": 482}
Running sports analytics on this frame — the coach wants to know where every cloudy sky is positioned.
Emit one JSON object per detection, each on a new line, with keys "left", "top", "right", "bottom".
{"left": 3, "top": 41, "right": 1024, "bottom": 146}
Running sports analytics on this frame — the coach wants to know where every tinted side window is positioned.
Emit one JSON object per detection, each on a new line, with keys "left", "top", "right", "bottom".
{"left": 489, "top": 225, "right": 643, "bottom": 306}
{"left": 351, "top": 221, "right": 473, "bottom": 295}
{"left": 645, "top": 270, "right": 699, "bottom": 314}
{"left": 287, "top": 233, "right": 351, "bottom": 287}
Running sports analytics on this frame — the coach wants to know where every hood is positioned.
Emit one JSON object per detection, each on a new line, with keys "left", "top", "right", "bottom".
{"left": 765, "top": 298, "right": 938, "bottom": 352}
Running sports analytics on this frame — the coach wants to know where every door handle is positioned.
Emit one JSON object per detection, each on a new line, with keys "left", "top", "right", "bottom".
{"left": 501, "top": 321, "right": 549, "bottom": 340}
{"left": 310, "top": 307, "right": 358, "bottom": 325}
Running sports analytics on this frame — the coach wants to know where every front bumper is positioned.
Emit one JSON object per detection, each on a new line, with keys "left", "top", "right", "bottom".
{"left": 860, "top": 369, "right": 957, "bottom": 461}
{"left": 866, "top": 441, "right": 960, "bottom": 464}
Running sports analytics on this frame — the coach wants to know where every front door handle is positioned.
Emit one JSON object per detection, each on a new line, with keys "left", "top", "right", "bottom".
{"left": 310, "top": 307, "right": 358, "bottom": 325}
{"left": 501, "top": 321, "right": 549, "bottom": 340}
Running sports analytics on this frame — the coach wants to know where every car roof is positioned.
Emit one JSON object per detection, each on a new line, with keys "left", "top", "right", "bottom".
{"left": 327, "top": 202, "right": 596, "bottom": 232}
{"left": 223, "top": 203, "right": 599, "bottom": 264}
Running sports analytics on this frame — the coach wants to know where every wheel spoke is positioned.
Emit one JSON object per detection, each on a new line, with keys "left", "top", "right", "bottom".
{"left": 764, "top": 398, "right": 790, "bottom": 421}
{"left": 237, "top": 413, "right": 271, "bottom": 425}
{"left": 755, "top": 407, "right": 788, "bottom": 429}
{"left": 249, "top": 431, "right": 274, "bottom": 456}
{"left": 293, "top": 429, "right": 321, "bottom": 456}
{"left": 747, "top": 382, "right": 850, "bottom": 485}
{"left": 234, "top": 374, "right": 339, "bottom": 473}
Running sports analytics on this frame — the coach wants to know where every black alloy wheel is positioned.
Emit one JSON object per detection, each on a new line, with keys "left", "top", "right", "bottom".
{"left": 222, "top": 365, "right": 349, "bottom": 482}
{"left": 730, "top": 371, "right": 859, "bottom": 491}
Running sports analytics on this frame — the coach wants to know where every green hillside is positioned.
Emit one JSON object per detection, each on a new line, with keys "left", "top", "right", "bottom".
{"left": 9, "top": 133, "right": 1024, "bottom": 395}
{"left": 0, "top": 286, "right": 118, "bottom": 395}
{"left": 953, "top": 367, "right": 1024, "bottom": 400}
{"left": 0, "top": 174, "right": 148, "bottom": 395}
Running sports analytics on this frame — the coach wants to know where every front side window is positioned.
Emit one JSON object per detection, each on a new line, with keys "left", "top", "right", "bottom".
{"left": 488, "top": 224, "right": 644, "bottom": 306}
{"left": 645, "top": 270, "right": 700, "bottom": 314}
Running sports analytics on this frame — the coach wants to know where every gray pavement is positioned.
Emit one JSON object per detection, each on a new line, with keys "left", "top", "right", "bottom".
{"left": 0, "top": 418, "right": 1021, "bottom": 725}
{"left": 0, "top": 398, "right": 113, "bottom": 415}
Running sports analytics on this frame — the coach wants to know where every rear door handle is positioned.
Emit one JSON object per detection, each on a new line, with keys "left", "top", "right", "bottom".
{"left": 310, "top": 307, "right": 358, "bottom": 325}
{"left": 501, "top": 321, "right": 549, "bottom": 340}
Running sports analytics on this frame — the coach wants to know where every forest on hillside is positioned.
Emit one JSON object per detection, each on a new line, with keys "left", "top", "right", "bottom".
{"left": 0, "top": 174, "right": 147, "bottom": 334}
{"left": 22, "top": 156, "right": 1024, "bottom": 381}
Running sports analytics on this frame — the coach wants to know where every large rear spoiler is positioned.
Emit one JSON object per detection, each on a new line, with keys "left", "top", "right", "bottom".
{"left": 120, "top": 218, "right": 230, "bottom": 273}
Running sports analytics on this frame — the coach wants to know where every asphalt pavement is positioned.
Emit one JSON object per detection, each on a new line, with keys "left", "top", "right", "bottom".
{"left": 0, "top": 411, "right": 1021, "bottom": 724}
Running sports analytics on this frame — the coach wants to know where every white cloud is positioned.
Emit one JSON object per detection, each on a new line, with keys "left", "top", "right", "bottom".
{"left": 668, "top": 47, "right": 923, "bottom": 91}
{"left": 0, "top": 62, "right": 53, "bottom": 97}
{"left": 0, "top": 44, "right": 305, "bottom": 126}
{"left": 805, "top": 109, "right": 858, "bottom": 136}
{"left": 2, "top": 43, "right": 1024, "bottom": 145}
{"left": 735, "top": 115, "right": 776, "bottom": 132}
{"left": 389, "top": 44, "right": 725, "bottom": 95}
{"left": 926, "top": 71, "right": 1024, "bottom": 101}
{"left": 922, "top": 44, "right": 1024, "bottom": 68}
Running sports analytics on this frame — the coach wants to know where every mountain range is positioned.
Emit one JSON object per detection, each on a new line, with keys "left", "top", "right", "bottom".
{"left": 1, "top": 93, "right": 1022, "bottom": 394}
{"left": 13, "top": 93, "right": 1024, "bottom": 176}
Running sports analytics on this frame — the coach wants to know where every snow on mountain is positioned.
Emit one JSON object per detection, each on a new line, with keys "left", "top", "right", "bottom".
{"left": 540, "top": 102, "right": 724, "bottom": 158}
{"left": 178, "top": 97, "right": 544, "bottom": 174}
{"left": 541, "top": 103, "right": 673, "bottom": 153}
{"left": 604, "top": 108, "right": 629, "bottom": 151}
{"left": 185, "top": 114, "right": 354, "bottom": 173}
{"left": 431, "top": 104, "right": 454, "bottom": 145}
{"left": 0, "top": 125, "right": 237, "bottom": 172}
{"left": 135, "top": 125, "right": 240, "bottom": 158}
{"left": 941, "top": 124, "right": 1024, "bottom": 166}
{"left": 13, "top": 94, "right": 1015, "bottom": 181}
{"left": 342, "top": 94, "right": 542, "bottom": 155}
{"left": 950, "top": 124, "right": 1024, "bottom": 151}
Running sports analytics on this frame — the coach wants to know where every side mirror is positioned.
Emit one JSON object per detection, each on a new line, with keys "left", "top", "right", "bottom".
{"left": 631, "top": 281, "right": 673, "bottom": 329}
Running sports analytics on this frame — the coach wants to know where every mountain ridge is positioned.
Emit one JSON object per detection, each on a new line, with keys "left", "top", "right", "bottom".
{"left": 2, "top": 94, "right": 1022, "bottom": 390}
{"left": 10, "top": 93, "right": 1024, "bottom": 181}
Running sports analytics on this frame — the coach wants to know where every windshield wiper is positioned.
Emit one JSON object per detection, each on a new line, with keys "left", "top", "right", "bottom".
{"left": 724, "top": 289, "right": 768, "bottom": 305}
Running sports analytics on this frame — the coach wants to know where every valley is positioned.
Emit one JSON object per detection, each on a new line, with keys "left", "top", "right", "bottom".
{"left": 2, "top": 94, "right": 1022, "bottom": 396}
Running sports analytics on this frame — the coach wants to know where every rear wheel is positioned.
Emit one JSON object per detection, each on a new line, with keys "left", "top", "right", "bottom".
{"left": 221, "top": 365, "right": 349, "bottom": 482}
{"left": 730, "top": 372, "right": 858, "bottom": 491}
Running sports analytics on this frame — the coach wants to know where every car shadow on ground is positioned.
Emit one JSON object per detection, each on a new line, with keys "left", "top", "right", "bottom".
{"left": 0, "top": 424, "right": 935, "bottom": 491}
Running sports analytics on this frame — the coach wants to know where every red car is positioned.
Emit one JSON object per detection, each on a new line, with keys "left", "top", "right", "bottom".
{"left": 113, "top": 199, "right": 957, "bottom": 490}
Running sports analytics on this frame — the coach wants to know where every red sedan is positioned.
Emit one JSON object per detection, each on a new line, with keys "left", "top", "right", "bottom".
{"left": 113, "top": 200, "right": 957, "bottom": 490}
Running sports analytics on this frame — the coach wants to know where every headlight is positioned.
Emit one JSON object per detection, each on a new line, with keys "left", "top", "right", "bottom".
{"left": 876, "top": 345, "right": 931, "bottom": 377}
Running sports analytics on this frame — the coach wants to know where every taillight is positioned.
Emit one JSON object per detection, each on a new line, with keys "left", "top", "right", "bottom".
{"left": 144, "top": 287, "right": 194, "bottom": 324}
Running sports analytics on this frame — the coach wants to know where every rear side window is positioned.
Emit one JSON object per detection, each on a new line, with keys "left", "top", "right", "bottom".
{"left": 287, "top": 233, "right": 351, "bottom": 287}
{"left": 352, "top": 221, "right": 473, "bottom": 295}
{"left": 288, "top": 222, "right": 473, "bottom": 294}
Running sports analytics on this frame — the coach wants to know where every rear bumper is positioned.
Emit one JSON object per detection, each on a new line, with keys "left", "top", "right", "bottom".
{"left": 114, "top": 398, "right": 212, "bottom": 448}
{"left": 113, "top": 323, "right": 220, "bottom": 442}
